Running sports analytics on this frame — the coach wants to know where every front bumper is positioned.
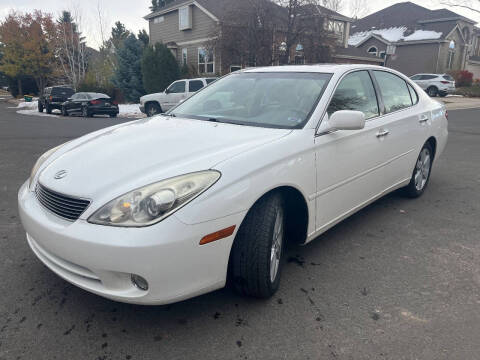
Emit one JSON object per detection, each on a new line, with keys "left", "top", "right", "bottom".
{"left": 18, "top": 181, "right": 244, "bottom": 304}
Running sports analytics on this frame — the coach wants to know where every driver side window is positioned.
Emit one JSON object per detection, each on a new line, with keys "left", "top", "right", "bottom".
{"left": 168, "top": 81, "right": 186, "bottom": 94}
{"left": 327, "top": 71, "right": 379, "bottom": 120}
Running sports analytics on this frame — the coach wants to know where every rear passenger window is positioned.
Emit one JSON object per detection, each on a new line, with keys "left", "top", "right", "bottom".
{"left": 408, "top": 84, "right": 418, "bottom": 105}
{"left": 373, "top": 71, "right": 412, "bottom": 113}
{"left": 327, "top": 71, "right": 379, "bottom": 119}
{"left": 189, "top": 80, "right": 204, "bottom": 92}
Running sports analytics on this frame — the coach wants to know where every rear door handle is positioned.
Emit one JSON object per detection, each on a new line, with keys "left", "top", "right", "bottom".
{"left": 376, "top": 129, "right": 390, "bottom": 138}
{"left": 419, "top": 115, "right": 429, "bottom": 123}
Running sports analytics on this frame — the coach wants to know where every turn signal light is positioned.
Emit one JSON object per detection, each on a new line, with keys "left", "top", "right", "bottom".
{"left": 200, "top": 225, "right": 236, "bottom": 245}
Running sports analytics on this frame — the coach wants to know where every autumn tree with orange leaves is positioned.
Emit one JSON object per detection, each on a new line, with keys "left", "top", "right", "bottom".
{"left": 0, "top": 11, "right": 58, "bottom": 96}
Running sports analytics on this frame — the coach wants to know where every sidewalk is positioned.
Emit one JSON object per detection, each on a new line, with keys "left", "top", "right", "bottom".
{"left": 440, "top": 96, "right": 480, "bottom": 110}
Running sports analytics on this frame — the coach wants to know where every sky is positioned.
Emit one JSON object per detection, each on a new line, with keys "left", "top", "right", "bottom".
{"left": 1, "top": 0, "right": 479, "bottom": 49}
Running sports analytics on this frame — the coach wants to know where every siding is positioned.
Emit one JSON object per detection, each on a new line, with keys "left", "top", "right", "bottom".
{"left": 149, "top": 5, "right": 217, "bottom": 45}
{"left": 388, "top": 43, "right": 440, "bottom": 76}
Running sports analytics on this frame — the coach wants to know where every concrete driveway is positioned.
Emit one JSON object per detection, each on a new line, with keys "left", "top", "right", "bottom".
{"left": 1, "top": 100, "right": 479, "bottom": 360}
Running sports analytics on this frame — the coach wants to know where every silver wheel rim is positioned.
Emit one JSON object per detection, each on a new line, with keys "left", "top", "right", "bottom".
{"left": 148, "top": 106, "right": 158, "bottom": 116}
{"left": 270, "top": 208, "right": 284, "bottom": 283}
{"left": 414, "top": 148, "right": 431, "bottom": 191}
{"left": 82, "top": 107, "right": 87, "bottom": 117}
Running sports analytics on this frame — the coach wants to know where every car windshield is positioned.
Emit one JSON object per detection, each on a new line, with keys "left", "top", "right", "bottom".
{"left": 170, "top": 72, "right": 332, "bottom": 129}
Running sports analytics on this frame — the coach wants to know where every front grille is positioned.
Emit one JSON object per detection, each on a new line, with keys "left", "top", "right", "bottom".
{"left": 35, "top": 183, "right": 90, "bottom": 221}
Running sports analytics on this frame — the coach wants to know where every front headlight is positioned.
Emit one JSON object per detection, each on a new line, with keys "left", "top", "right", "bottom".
{"left": 88, "top": 170, "right": 221, "bottom": 227}
{"left": 29, "top": 144, "right": 65, "bottom": 190}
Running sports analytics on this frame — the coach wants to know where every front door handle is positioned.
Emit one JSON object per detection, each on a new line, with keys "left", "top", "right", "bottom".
{"left": 376, "top": 129, "right": 390, "bottom": 138}
{"left": 419, "top": 115, "right": 429, "bottom": 123}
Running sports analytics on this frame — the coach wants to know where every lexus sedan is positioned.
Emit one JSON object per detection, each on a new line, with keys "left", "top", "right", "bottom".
{"left": 18, "top": 65, "right": 448, "bottom": 305}
{"left": 61, "top": 92, "right": 119, "bottom": 118}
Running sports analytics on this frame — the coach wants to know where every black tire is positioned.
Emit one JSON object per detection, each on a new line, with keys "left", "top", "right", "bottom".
{"left": 61, "top": 106, "right": 68, "bottom": 116}
{"left": 230, "top": 193, "right": 285, "bottom": 298}
{"left": 46, "top": 104, "right": 52, "bottom": 114}
{"left": 82, "top": 106, "right": 91, "bottom": 118}
{"left": 110, "top": 113, "right": 117, "bottom": 118}
{"left": 38, "top": 102, "right": 43, "bottom": 113}
{"left": 402, "top": 142, "right": 434, "bottom": 198}
{"left": 439, "top": 92, "right": 447, "bottom": 98}
{"left": 427, "top": 86, "right": 438, "bottom": 97}
{"left": 146, "top": 102, "right": 162, "bottom": 117}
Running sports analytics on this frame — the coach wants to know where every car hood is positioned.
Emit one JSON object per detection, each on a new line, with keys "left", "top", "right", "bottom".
{"left": 38, "top": 116, "right": 291, "bottom": 201}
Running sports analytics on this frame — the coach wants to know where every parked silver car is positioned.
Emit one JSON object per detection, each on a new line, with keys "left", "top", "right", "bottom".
{"left": 410, "top": 73, "right": 455, "bottom": 97}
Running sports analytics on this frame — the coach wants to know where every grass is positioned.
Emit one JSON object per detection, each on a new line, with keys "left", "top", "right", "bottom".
{"left": 454, "top": 85, "right": 480, "bottom": 97}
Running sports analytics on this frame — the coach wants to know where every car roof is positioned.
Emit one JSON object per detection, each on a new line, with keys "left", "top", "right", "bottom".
{"left": 242, "top": 64, "right": 390, "bottom": 74}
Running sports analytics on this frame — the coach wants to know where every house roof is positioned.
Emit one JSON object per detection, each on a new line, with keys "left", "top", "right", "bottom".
{"left": 144, "top": 0, "right": 351, "bottom": 23}
{"left": 349, "top": 1, "right": 475, "bottom": 47}
{"left": 351, "top": 1, "right": 476, "bottom": 34}
{"left": 334, "top": 46, "right": 384, "bottom": 62}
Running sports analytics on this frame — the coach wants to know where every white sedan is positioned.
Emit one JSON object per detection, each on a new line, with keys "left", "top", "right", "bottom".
{"left": 18, "top": 65, "right": 448, "bottom": 305}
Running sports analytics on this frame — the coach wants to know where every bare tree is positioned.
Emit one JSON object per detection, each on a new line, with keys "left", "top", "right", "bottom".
{"left": 440, "top": 0, "right": 480, "bottom": 14}
{"left": 56, "top": 9, "right": 88, "bottom": 90}
{"left": 320, "top": 0, "right": 343, "bottom": 12}
{"left": 349, "top": 0, "right": 369, "bottom": 19}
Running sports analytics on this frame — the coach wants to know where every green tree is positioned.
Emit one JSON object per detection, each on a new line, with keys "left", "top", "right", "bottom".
{"left": 111, "top": 21, "right": 130, "bottom": 50}
{"left": 138, "top": 29, "right": 150, "bottom": 47}
{"left": 113, "top": 34, "right": 144, "bottom": 102}
{"left": 150, "top": 0, "right": 175, "bottom": 12}
{"left": 141, "top": 43, "right": 180, "bottom": 94}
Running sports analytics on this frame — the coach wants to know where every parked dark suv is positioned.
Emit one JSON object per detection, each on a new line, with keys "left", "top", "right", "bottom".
{"left": 38, "top": 86, "right": 75, "bottom": 114}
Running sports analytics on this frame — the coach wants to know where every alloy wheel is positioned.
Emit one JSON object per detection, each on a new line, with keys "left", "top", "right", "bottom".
{"left": 414, "top": 148, "right": 431, "bottom": 191}
{"left": 270, "top": 208, "right": 284, "bottom": 283}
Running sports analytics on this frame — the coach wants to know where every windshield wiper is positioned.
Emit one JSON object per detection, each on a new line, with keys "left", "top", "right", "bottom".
{"left": 164, "top": 113, "right": 176, "bottom": 117}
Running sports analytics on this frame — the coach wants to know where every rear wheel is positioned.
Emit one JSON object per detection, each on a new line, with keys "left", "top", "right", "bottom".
{"left": 402, "top": 142, "right": 433, "bottom": 198}
{"left": 439, "top": 92, "right": 447, "bottom": 98}
{"left": 230, "top": 193, "right": 285, "bottom": 298}
{"left": 146, "top": 102, "right": 161, "bottom": 117}
{"left": 82, "top": 106, "right": 91, "bottom": 118}
{"left": 427, "top": 86, "right": 438, "bottom": 97}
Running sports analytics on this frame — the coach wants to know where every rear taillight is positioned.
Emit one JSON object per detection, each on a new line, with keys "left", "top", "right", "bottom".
{"left": 90, "top": 99, "right": 101, "bottom": 105}
{"left": 49, "top": 96, "right": 53, "bottom": 101}
{"left": 440, "top": 81, "right": 450, "bottom": 84}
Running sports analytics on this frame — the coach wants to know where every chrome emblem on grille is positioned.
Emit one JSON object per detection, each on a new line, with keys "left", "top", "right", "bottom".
{"left": 54, "top": 170, "right": 68, "bottom": 179}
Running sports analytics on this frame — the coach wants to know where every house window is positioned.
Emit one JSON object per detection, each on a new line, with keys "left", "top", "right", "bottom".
{"left": 182, "top": 48, "right": 188, "bottom": 66}
{"left": 198, "top": 47, "right": 214, "bottom": 74}
{"left": 367, "top": 46, "right": 378, "bottom": 56}
{"left": 179, "top": 6, "right": 192, "bottom": 30}
{"left": 153, "top": 16, "right": 164, "bottom": 24}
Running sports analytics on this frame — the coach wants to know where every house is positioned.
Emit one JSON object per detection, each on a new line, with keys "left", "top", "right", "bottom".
{"left": 143, "top": 0, "right": 381, "bottom": 75}
{"left": 348, "top": 2, "right": 480, "bottom": 77}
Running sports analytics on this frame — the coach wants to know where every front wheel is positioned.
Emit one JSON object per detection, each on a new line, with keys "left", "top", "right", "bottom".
{"left": 46, "top": 104, "right": 52, "bottom": 114}
{"left": 61, "top": 106, "right": 68, "bottom": 116}
{"left": 230, "top": 193, "right": 285, "bottom": 298}
{"left": 38, "top": 102, "right": 43, "bottom": 112}
{"left": 402, "top": 142, "right": 433, "bottom": 198}
{"left": 146, "top": 102, "right": 162, "bottom": 117}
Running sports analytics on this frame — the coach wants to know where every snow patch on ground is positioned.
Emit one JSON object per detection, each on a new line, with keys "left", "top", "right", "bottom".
{"left": 119, "top": 104, "right": 145, "bottom": 118}
{"left": 349, "top": 27, "right": 442, "bottom": 46}
{"left": 12, "top": 100, "right": 145, "bottom": 118}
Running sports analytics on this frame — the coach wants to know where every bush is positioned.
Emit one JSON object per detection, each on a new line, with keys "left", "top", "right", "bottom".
{"left": 77, "top": 71, "right": 115, "bottom": 99}
{"left": 454, "top": 85, "right": 480, "bottom": 97}
{"left": 448, "top": 70, "right": 473, "bottom": 87}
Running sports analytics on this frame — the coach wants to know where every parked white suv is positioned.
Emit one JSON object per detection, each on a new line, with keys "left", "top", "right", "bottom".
{"left": 140, "top": 78, "right": 217, "bottom": 116}
{"left": 410, "top": 73, "right": 455, "bottom": 97}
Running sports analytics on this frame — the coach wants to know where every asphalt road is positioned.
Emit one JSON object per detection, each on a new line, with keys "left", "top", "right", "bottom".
{"left": 1, "top": 100, "right": 479, "bottom": 360}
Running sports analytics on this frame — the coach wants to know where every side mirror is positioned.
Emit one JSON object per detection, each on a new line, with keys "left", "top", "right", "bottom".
{"left": 318, "top": 110, "right": 365, "bottom": 134}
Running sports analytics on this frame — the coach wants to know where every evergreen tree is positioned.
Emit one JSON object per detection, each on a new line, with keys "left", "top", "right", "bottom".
{"left": 137, "top": 29, "right": 150, "bottom": 47}
{"left": 141, "top": 43, "right": 180, "bottom": 94}
{"left": 113, "top": 34, "right": 145, "bottom": 102}
{"left": 111, "top": 21, "right": 130, "bottom": 50}
{"left": 150, "top": 0, "right": 176, "bottom": 12}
